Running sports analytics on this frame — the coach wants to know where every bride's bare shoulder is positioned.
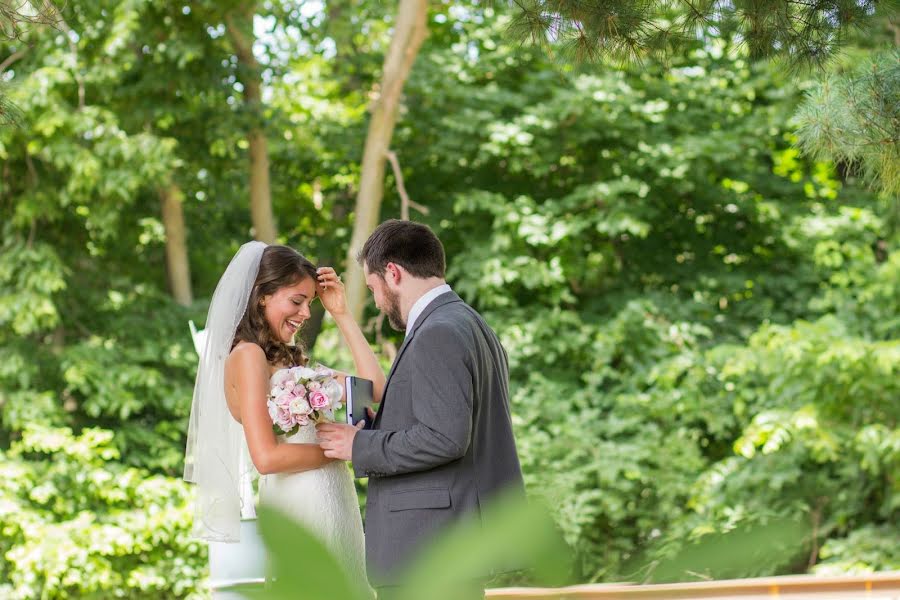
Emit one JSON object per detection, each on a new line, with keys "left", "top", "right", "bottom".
{"left": 226, "top": 342, "right": 267, "bottom": 371}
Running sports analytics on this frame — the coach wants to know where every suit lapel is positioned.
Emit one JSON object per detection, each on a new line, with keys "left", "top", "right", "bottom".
{"left": 374, "top": 291, "right": 462, "bottom": 427}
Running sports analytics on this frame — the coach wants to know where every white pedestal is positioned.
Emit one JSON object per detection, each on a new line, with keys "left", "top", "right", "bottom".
{"left": 208, "top": 519, "right": 267, "bottom": 599}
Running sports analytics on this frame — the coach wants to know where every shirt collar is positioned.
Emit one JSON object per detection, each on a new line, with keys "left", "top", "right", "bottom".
{"left": 405, "top": 284, "right": 452, "bottom": 335}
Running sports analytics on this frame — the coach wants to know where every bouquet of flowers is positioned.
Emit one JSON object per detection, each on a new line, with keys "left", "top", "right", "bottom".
{"left": 267, "top": 364, "right": 343, "bottom": 435}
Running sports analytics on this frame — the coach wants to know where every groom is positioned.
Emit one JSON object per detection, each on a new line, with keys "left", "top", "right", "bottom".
{"left": 317, "top": 219, "right": 524, "bottom": 596}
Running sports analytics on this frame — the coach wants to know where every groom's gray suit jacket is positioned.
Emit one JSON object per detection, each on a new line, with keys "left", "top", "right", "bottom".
{"left": 351, "top": 291, "right": 524, "bottom": 586}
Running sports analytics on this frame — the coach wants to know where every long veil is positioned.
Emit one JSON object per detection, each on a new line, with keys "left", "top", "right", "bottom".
{"left": 184, "top": 241, "right": 267, "bottom": 542}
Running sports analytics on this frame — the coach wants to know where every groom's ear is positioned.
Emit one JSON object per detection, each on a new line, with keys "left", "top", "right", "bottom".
{"left": 385, "top": 262, "right": 403, "bottom": 284}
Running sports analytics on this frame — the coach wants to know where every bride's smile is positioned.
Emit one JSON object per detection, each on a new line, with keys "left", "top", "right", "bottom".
{"left": 261, "top": 277, "right": 316, "bottom": 343}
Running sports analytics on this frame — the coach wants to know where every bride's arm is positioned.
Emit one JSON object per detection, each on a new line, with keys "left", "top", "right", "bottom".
{"left": 317, "top": 267, "right": 386, "bottom": 404}
{"left": 229, "top": 343, "right": 335, "bottom": 474}
{"left": 331, "top": 313, "right": 385, "bottom": 404}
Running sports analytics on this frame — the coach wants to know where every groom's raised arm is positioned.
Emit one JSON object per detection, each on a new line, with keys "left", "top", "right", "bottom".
{"left": 351, "top": 323, "right": 473, "bottom": 477}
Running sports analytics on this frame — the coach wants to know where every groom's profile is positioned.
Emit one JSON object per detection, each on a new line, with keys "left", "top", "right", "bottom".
{"left": 317, "top": 219, "right": 524, "bottom": 598}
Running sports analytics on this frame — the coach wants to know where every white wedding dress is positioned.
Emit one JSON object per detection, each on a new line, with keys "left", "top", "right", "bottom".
{"left": 257, "top": 371, "right": 369, "bottom": 593}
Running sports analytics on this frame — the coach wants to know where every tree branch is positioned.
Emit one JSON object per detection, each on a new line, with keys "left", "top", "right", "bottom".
{"left": 1, "top": 0, "right": 65, "bottom": 40}
{"left": 42, "top": 1, "right": 84, "bottom": 109}
{"left": 386, "top": 149, "right": 428, "bottom": 220}
{"left": 889, "top": 18, "right": 900, "bottom": 47}
{"left": 24, "top": 145, "right": 37, "bottom": 186}
{"left": 224, "top": 12, "right": 260, "bottom": 72}
{"left": 0, "top": 46, "right": 29, "bottom": 74}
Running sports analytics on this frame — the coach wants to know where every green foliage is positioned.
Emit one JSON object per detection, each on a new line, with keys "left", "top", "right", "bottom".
{"left": 814, "top": 524, "right": 900, "bottom": 574}
{"left": 231, "top": 504, "right": 364, "bottom": 600}
{"left": 0, "top": 3, "right": 239, "bottom": 594}
{"left": 0, "top": 426, "right": 206, "bottom": 599}
{"left": 386, "top": 8, "right": 898, "bottom": 582}
{"left": 644, "top": 518, "right": 812, "bottom": 582}
{"left": 499, "top": 0, "right": 894, "bottom": 65}
{"left": 230, "top": 492, "right": 571, "bottom": 600}
{"left": 0, "top": 1, "right": 896, "bottom": 596}
{"left": 0, "top": 81, "right": 23, "bottom": 126}
{"left": 396, "top": 489, "right": 571, "bottom": 598}
{"left": 796, "top": 49, "right": 900, "bottom": 201}
{"left": 645, "top": 317, "right": 899, "bottom": 580}
{"left": 0, "top": 235, "right": 67, "bottom": 336}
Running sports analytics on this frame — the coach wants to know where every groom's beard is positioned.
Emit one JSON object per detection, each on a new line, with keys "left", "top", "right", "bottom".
{"left": 383, "top": 286, "right": 406, "bottom": 331}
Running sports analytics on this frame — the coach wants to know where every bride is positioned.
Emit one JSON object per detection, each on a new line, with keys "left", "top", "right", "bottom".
{"left": 183, "top": 241, "right": 384, "bottom": 593}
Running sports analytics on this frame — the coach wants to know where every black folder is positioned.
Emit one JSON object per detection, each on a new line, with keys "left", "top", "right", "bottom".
{"left": 346, "top": 376, "right": 374, "bottom": 429}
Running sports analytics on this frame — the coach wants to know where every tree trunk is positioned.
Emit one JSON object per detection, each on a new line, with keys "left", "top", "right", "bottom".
{"left": 227, "top": 7, "right": 277, "bottom": 244}
{"left": 248, "top": 128, "right": 276, "bottom": 243}
{"left": 160, "top": 182, "right": 193, "bottom": 306}
{"left": 303, "top": 185, "right": 351, "bottom": 353}
{"left": 300, "top": 301, "right": 327, "bottom": 353}
{"left": 343, "top": 0, "right": 428, "bottom": 323}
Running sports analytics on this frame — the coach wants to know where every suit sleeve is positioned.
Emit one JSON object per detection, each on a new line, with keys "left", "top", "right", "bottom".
{"left": 351, "top": 323, "right": 473, "bottom": 477}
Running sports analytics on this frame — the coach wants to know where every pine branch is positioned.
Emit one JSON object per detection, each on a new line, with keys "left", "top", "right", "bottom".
{"left": 0, "top": 87, "right": 24, "bottom": 126}
{"left": 500, "top": 0, "right": 894, "bottom": 66}
{"left": 796, "top": 49, "right": 900, "bottom": 198}
{"left": 0, "top": 0, "right": 65, "bottom": 40}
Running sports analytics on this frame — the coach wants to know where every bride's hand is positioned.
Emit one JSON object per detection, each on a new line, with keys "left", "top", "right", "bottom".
{"left": 316, "top": 267, "right": 348, "bottom": 317}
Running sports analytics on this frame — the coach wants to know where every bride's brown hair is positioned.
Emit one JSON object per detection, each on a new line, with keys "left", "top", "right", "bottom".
{"left": 232, "top": 245, "right": 317, "bottom": 367}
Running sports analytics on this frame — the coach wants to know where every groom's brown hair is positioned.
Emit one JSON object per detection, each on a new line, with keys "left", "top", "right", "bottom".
{"left": 358, "top": 219, "right": 445, "bottom": 279}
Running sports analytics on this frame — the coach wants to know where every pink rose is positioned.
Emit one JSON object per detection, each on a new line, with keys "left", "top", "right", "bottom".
{"left": 275, "top": 409, "right": 294, "bottom": 432}
{"left": 309, "top": 390, "right": 329, "bottom": 409}
{"left": 275, "top": 394, "right": 292, "bottom": 411}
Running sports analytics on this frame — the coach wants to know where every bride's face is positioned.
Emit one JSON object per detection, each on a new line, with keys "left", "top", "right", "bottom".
{"left": 262, "top": 276, "right": 317, "bottom": 343}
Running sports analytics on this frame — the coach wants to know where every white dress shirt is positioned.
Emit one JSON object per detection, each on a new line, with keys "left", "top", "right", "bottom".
{"left": 405, "top": 284, "right": 452, "bottom": 336}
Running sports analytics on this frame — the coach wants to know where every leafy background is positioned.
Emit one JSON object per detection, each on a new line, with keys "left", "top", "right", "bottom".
{"left": 0, "top": 1, "right": 897, "bottom": 597}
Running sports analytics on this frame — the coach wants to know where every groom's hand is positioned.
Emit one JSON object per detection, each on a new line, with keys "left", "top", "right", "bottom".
{"left": 316, "top": 420, "right": 365, "bottom": 461}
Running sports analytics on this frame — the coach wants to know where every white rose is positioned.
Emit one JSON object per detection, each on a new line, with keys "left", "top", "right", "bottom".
{"left": 270, "top": 369, "right": 294, "bottom": 387}
{"left": 289, "top": 397, "right": 311, "bottom": 415}
{"left": 292, "top": 366, "right": 317, "bottom": 381}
